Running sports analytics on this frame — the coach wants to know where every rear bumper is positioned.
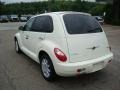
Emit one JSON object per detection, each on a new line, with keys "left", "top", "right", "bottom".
{"left": 54, "top": 53, "right": 113, "bottom": 76}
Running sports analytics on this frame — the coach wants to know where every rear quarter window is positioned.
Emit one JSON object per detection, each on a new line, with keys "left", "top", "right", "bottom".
{"left": 63, "top": 14, "right": 102, "bottom": 34}
{"left": 31, "top": 15, "right": 53, "bottom": 33}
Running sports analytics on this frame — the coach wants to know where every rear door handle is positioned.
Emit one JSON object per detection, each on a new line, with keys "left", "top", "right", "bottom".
{"left": 26, "top": 35, "right": 29, "bottom": 39}
{"left": 39, "top": 37, "right": 44, "bottom": 40}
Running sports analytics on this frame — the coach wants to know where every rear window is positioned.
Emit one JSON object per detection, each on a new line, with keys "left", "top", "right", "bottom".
{"left": 63, "top": 14, "right": 102, "bottom": 34}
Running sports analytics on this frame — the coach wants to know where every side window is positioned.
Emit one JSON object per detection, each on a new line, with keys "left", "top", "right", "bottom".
{"left": 24, "top": 18, "right": 35, "bottom": 31}
{"left": 31, "top": 16, "right": 53, "bottom": 33}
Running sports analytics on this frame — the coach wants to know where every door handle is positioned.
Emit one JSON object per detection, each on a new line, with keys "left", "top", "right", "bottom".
{"left": 26, "top": 35, "right": 29, "bottom": 39}
{"left": 39, "top": 37, "right": 44, "bottom": 40}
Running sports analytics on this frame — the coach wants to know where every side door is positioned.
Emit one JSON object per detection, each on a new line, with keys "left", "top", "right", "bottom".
{"left": 20, "top": 17, "right": 35, "bottom": 54}
{"left": 26, "top": 15, "right": 53, "bottom": 61}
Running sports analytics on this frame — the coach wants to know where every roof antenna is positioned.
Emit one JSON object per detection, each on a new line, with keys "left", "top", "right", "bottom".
{"left": 45, "top": 10, "right": 47, "bottom": 13}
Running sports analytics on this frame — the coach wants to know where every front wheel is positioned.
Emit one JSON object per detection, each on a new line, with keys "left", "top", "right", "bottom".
{"left": 40, "top": 54, "right": 56, "bottom": 81}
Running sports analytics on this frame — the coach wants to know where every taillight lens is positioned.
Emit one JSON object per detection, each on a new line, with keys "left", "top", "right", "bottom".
{"left": 54, "top": 48, "right": 67, "bottom": 62}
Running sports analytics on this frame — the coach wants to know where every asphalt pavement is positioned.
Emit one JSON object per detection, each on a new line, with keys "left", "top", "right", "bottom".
{"left": 0, "top": 23, "right": 120, "bottom": 90}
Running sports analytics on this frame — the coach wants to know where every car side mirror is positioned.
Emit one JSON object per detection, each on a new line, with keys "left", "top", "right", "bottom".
{"left": 19, "top": 26, "right": 24, "bottom": 30}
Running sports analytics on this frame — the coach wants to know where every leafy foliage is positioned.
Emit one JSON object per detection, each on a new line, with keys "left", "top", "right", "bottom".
{"left": 105, "top": 0, "right": 120, "bottom": 25}
{"left": 0, "top": 0, "right": 105, "bottom": 16}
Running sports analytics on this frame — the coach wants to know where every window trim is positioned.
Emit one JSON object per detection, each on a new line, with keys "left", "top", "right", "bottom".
{"left": 63, "top": 14, "right": 103, "bottom": 35}
{"left": 30, "top": 15, "right": 54, "bottom": 33}
{"left": 23, "top": 17, "right": 35, "bottom": 31}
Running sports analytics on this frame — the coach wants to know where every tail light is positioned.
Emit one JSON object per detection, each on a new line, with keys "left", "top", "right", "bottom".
{"left": 108, "top": 60, "right": 112, "bottom": 63}
{"left": 54, "top": 48, "right": 67, "bottom": 62}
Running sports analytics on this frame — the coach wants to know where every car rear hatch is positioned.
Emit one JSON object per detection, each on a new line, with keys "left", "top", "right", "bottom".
{"left": 63, "top": 13, "right": 110, "bottom": 63}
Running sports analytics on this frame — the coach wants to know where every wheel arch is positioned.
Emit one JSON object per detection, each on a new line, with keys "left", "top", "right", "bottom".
{"left": 14, "top": 36, "right": 17, "bottom": 41}
{"left": 37, "top": 41, "right": 58, "bottom": 63}
{"left": 14, "top": 33, "right": 23, "bottom": 48}
{"left": 38, "top": 50, "right": 56, "bottom": 71}
{"left": 38, "top": 50, "right": 57, "bottom": 81}
{"left": 38, "top": 50, "right": 49, "bottom": 61}
{"left": 38, "top": 49, "right": 56, "bottom": 66}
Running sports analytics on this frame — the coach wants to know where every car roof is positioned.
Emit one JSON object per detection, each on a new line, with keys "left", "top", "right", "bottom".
{"left": 46, "top": 11, "right": 91, "bottom": 15}
{"left": 32, "top": 11, "right": 91, "bottom": 18}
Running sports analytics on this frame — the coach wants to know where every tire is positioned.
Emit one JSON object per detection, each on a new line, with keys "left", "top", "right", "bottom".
{"left": 40, "top": 54, "right": 56, "bottom": 81}
{"left": 15, "top": 39, "right": 22, "bottom": 53}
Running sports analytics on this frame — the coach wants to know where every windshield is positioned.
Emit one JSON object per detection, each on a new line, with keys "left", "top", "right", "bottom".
{"left": 63, "top": 14, "right": 102, "bottom": 34}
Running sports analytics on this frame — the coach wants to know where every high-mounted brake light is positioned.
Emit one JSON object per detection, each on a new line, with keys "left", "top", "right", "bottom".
{"left": 54, "top": 48, "right": 67, "bottom": 62}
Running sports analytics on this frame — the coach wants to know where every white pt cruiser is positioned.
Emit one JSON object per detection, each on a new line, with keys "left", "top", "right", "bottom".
{"left": 14, "top": 12, "right": 113, "bottom": 81}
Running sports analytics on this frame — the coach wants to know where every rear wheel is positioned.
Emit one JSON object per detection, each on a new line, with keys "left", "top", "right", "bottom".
{"left": 15, "top": 39, "right": 22, "bottom": 53}
{"left": 40, "top": 54, "right": 56, "bottom": 81}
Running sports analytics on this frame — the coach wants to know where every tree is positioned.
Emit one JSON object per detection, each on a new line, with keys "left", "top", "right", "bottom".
{"left": 104, "top": 0, "right": 120, "bottom": 25}
{"left": 0, "top": 1, "right": 5, "bottom": 15}
{"left": 108, "top": 0, "right": 120, "bottom": 25}
{"left": 48, "top": 0, "right": 55, "bottom": 11}
{"left": 0, "top": 0, "right": 105, "bottom": 17}
{"left": 113, "top": 0, "right": 120, "bottom": 20}
{"left": 90, "top": 4, "right": 105, "bottom": 15}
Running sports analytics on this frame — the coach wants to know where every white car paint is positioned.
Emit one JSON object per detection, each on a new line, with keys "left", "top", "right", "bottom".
{"left": 15, "top": 12, "right": 113, "bottom": 76}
